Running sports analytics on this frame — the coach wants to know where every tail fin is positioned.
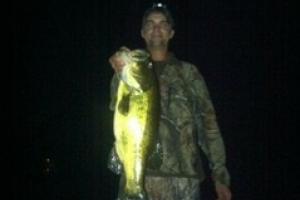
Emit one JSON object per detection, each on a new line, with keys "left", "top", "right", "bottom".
{"left": 119, "top": 190, "right": 147, "bottom": 200}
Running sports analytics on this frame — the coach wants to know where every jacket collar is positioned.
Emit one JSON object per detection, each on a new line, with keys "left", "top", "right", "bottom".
{"left": 151, "top": 52, "right": 181, "bottom": 66}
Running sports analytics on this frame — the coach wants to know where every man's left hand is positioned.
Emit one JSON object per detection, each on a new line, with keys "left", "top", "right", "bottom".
{"left": 215, "top": 184, "right": 232, "bottom": 200}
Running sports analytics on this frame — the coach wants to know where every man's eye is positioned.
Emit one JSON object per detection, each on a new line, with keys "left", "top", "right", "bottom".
{"left": 143, "top": 21, "right": 170, "bottom": 30}
{"left": 160, "top": 22, "right": 169, "bottom": 28}
{"left": 144, "top": 22, "right": 154, "bottom": 28}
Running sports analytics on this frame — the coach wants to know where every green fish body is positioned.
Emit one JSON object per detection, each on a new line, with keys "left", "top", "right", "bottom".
{"left": 114, "top": 48, "right": 158, "bottom": 199}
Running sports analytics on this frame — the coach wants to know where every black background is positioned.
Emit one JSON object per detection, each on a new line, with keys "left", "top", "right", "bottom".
{"left": 12, "top": 0, "right": 294, "bottom": 199}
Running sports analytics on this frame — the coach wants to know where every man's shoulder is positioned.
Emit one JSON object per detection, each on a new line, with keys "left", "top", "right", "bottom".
{"left": 180, "top": 60, "right": 195, "bottom": 67}
{"left": 174, "top": 59, "right": 198, "bottom": 71}
{"left": 175, "top": 59, "right": 203, "bottom": 79}
{"left": 164, "top": 55, "right": 203, "bottom": 80}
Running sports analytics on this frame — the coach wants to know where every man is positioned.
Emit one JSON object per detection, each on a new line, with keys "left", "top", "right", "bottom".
{"left": 108, "top": 3, "right": 232, "bottom": 200}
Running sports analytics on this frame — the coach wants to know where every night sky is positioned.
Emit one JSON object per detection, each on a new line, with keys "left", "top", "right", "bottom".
{"left": 12, "top": 0, "right": 293, "bottom": 199}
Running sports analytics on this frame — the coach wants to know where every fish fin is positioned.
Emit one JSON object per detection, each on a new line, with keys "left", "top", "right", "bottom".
{"left": 119, "top": 191, "right": 147, "bottom": 200}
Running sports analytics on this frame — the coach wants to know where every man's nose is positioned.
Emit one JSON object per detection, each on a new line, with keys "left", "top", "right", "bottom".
{"left": 153, "top": 24, "right": 162, "bottom": 31}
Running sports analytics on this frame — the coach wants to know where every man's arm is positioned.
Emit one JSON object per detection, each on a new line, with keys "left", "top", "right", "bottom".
{"left": 180, "top": 63, "right": 231, "bottom": 187}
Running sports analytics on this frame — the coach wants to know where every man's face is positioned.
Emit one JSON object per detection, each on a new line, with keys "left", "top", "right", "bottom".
{"left": 141, "top": 12, "right": 174, "bottom": 49}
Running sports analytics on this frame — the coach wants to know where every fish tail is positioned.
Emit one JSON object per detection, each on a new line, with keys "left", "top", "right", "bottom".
{"left": 121, "top": 189, "right": 147, "bottom": 200}
{"left": 123, "top": 163, "right": 147, "bottom": 199}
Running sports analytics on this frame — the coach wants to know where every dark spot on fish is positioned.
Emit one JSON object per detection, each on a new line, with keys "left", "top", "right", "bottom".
{"left": 118, "top": 94, "right": 131, "bottom": 115}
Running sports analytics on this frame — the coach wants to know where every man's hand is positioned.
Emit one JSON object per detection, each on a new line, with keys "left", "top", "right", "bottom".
{"left": 215, "top": 184, "right": 232, "bottom": 200}
{"left": 108, "top": 46, "right": 130, "bottom": 72}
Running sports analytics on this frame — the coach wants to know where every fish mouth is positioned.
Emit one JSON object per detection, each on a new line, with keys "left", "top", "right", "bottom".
{"left": 130, "top": 50, "right": 150, "bottom": 62}
{"left": 118, "top": 49, "right": 149, "bottom": 64}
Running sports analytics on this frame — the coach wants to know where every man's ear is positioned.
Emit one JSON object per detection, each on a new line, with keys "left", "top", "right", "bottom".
{"left": 169, "top": 29, "right": 175, "bottom": 39}
{"left": 141, "top": 29, "right": 145, "bottom": 39}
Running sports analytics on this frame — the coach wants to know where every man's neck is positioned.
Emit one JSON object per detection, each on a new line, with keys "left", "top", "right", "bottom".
{"left": 148, "top": 48, "right": 169, "bottom": 62}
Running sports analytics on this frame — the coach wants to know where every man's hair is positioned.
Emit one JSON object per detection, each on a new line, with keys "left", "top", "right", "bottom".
{"left": 142, "top": 3, "right": 175, "bottom": 28}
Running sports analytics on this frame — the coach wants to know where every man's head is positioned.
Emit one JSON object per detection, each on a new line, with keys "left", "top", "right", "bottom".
{"left": 141, "top": 3, "right": 175, "bottom": 50}
{"left": 142, "top": 3, "right": 175, "bottom": 29}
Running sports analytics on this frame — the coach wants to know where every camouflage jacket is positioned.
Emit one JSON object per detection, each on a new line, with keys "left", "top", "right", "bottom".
{"left": 108, "top": 53, "right": 230, "bottom": 186}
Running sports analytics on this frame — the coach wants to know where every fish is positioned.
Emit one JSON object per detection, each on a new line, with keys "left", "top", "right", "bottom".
{"left": 113, "top": 48, "right": 159, "bottom": 199}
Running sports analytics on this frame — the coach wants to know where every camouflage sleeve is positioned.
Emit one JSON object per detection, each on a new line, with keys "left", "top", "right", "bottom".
{"left": 181, "top": 62, "right": 231, "bottom": 186}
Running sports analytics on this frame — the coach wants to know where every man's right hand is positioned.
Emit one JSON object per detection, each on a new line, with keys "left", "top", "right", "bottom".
{"left": 108, "top": 47, "right": 130, "bottom": 72}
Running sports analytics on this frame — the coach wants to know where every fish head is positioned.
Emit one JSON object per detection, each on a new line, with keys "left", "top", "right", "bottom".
{"left": 119, "top": 49, "right": 153, "bottom": 92}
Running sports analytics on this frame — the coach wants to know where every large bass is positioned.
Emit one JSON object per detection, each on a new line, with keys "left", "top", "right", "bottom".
{"left": 113, "top": 48, "right": 159, "bottom": 199}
